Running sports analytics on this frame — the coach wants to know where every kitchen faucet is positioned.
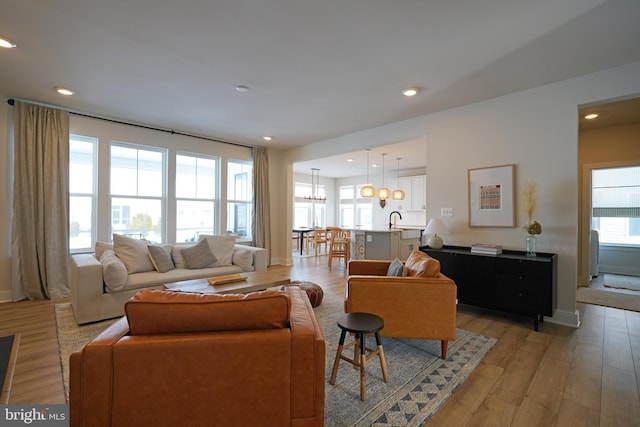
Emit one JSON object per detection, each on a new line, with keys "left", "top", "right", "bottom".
{"left": 389, "top": 211, "right": 402, "bottom": 229}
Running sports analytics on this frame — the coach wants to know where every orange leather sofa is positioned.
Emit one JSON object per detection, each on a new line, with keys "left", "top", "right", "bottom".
{"left": 345, "top": 250, "right": 457, "bottom": 359}
{"left": 70, "top": 286, "right": 325, "bottom": 427}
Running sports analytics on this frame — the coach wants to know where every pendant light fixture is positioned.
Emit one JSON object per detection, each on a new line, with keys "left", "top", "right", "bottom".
{"left": 376, "top": 153, "right": 390, "bottom": 208}
{"left": 304, "top": 168, "right": 326, "bottom": 201}
{"left": 392, "top": 157, "right": 405, "bottom": 201}
{"left": 360, "top": 149, "right": 375, "bottom": 198}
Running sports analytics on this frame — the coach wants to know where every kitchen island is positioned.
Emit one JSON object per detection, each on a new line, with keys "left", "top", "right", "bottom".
{"left": 347, "top": 226, "right": 424, "bottom": 260}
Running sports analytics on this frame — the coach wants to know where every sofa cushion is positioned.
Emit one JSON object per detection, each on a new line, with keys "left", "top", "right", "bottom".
{"left": 405, "top": 250, "right": 441, "bottom": 277}
{"left": 171, "top": 243, "right": 194, "bottom": 269}
{"left": 95, "top": 241, "right": 114, "bottom": 260}
{"left": 386, "top": 258, "right": 404, "bottom": 276}
{"left": 198, "top": 235, "right": 236, "bottom": 267}
{"left": 148, "top": 244, "right": 175, "bottom": 273}
{"left": 181, "top": 239, "right": 216, "bottom": 269}
{"left": 233, "top": 248, "right": 254, "bottom": 271}
{"left": 113, "top": 234, "right": 155, "bottom": 274}
{"left": 125, "top": 289, "right": 291, "bottom": 335}
{"left": 100, "top": 250, "right": 128, "bottom": 292}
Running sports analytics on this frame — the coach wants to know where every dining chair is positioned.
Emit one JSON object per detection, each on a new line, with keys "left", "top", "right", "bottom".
{"left": 312, "top": 229, "right": 328, "bottom": 256}
{"left": 292, "top": 233, "right": 300, "bottom": 251}
{"left": 328, "top": 229, "right": 350, "bottom": 271}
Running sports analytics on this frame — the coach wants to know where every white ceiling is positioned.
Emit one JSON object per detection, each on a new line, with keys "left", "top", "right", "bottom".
{"left": 2, "top": 0, "right": 640, "bottom": 160}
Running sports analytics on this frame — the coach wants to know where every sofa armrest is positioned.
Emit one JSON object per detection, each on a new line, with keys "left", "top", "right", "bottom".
{"left": 286, "top": 287, "right": 325, "bottom": 421}
{"left": 70, "top": 318, "right": 130, "bottom": 427}
{"left": 70, "top": 253, "right": 105, "bottom": 324}
{"left": 235, "top": 244, "right": 268, "bottom": 271}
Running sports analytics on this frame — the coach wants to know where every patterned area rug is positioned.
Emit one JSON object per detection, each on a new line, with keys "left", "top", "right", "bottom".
{"left": 316, "top": 294, "right": 496, "bottom": 427}
{"left": 55, "top": 304, "right": 118, "bottom": 401}
{"left": 56, "top": 293, "right": 495, "bottom": 425}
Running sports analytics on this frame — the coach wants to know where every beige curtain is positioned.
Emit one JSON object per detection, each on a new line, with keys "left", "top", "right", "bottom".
{"left": 12, "top": 101, "right": 70, "bottom": 299}
{"left": 252, "top": 147, "right": 271, "bottom": 263}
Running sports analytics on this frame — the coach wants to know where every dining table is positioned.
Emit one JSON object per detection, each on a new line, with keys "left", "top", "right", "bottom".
{"left": 292, "top": 227, "right": 316, "bottom": 255}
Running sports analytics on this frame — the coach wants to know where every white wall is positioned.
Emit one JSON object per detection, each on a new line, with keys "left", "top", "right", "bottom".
{"left": 273, "top": 60, "right": 640, "bottom": 327}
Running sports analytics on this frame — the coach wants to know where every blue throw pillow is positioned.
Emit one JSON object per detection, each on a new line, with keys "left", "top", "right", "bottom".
{"left": 386, "top": 258, "right": 404, "bottom": 277}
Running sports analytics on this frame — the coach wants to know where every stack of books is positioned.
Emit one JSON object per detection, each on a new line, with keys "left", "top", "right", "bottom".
{"left": 471, "top": 244, "right": 503, "bottom": 255}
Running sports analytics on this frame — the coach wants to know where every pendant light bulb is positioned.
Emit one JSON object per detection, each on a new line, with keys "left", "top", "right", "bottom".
{"left": 360, "top": 149, "right": 375, "bottom": 198}
{"left": 392, "top": 157, "right": 405, "bottom": 201}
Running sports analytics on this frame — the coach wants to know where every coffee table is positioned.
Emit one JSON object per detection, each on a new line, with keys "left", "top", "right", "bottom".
{"left": 164, "top": 271, "right": 291, "bottom": 294}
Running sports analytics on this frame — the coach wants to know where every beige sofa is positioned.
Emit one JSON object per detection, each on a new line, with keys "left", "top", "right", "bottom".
{"left": 70, "top": 235, "right": 268, "bottom": 324}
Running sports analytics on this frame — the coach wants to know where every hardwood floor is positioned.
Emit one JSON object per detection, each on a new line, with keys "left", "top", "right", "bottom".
{"left": 1, "top": 254, "right": 639, "bottom": 426}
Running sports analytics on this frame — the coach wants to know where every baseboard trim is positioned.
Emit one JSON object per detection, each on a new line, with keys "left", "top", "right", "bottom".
{"left": 0, "top": 290, "right": 13, "bottom": 304}
{"left": 546, "top": 309, "right": 580, "bottom": 328}
{"left": 271, "top": 256, "right": 293, "bottom": 266}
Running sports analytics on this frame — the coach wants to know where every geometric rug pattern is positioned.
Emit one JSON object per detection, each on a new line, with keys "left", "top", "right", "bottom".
{"left": 315, "top": 294, "right": 496, "bottom": 427}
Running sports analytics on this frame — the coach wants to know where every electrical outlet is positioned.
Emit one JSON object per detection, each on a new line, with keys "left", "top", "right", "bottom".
{"left": 441, "top": 208, "right": 453, "bottom": 217}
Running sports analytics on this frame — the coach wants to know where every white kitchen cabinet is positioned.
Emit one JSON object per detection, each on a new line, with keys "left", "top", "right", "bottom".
{"left": 391, "top": 175, "right": 426, "bottom": 212}
{"left": 400, "top": 238, "right": 421, "bottom": 259}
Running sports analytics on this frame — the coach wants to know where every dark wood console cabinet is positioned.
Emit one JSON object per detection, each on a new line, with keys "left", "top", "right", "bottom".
{"left": 420, "top": 245, "right": 557, "bottom": 331}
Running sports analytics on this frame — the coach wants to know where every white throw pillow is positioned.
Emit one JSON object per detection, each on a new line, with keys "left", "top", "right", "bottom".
{"left": 100, "top": 250, "right": 128, "bottom": 292}
{"left": 112, "top": 234, "right": 155, "bottom": 274}
{"left": 233, "top": 249, "right": 254, "bottom": 271}
{"left": 171, "top": 243, "right": 195, "bottom": 269}
{"left": 198, "top": 235, "right": 237, "bottom": 267}
{"left": 95, "top": 241, "right": 114, "bottom": 260}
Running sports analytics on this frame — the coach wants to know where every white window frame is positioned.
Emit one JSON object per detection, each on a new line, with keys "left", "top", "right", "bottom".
{"left": 69, "top": 134, "right": 98, "bottom": 253}
{"left": 175, "top": 151, "right": 220, "bottom": 242}
{"left": 109, "top": 141, "right": 167, "bottom": 242}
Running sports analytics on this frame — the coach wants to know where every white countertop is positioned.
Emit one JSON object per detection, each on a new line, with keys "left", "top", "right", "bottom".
{"left": 347, "top": 226, "right": 424, "bottom": 233}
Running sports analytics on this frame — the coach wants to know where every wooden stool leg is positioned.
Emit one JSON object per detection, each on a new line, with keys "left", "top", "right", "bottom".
{"left": 375, "top": 332, "right": 389, "bottom": 382}
{"left": 330, "top": 329, "right": 347, "bottom": 385}
{"left": 359, "top": 333, "right": 366, "bottom": 401}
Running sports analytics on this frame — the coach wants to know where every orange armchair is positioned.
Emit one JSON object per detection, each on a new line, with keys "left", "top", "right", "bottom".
{"left": 345, "top": 251, "right": 457, "bottom": 359}
{"left": 70, "top": 287, "right": 325, "bottom": 427}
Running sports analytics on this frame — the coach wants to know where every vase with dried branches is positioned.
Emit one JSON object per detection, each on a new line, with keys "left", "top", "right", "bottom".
{"left": 523, "top": 180, "right": 542, "bottom": 256}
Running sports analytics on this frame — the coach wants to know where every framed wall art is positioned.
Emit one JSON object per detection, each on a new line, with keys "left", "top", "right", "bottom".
{"left": 468, "top": 164, "right": 515, "bottom": 227}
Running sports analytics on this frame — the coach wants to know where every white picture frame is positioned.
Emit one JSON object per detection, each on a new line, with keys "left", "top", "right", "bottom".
{"left": 468, "top": 164, "right": 515, "bottom": 227}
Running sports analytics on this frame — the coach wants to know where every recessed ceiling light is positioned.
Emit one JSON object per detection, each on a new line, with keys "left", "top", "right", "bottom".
{"left": 584, "top": 113, "right": 599, "bottom": 120}
{"left": 236, "top": 85, "right": 251, "bottom": 93}
{"left": 262, "top": 136, "right": 273, "bottom": 141}
{"left": 55, "top": 86, "right": 75, "bottom": 96}
{"left": 402, "top": 87, "right": 419, "bottom": 97}
{"left": 0, "top": 36, "right": 17, "bottom": 48}
{"left": 372, "top": 163, "right": 379, "bottom": 168}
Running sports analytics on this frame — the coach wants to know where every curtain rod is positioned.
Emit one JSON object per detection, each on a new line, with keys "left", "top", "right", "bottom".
{"left": 6, "top": 98, "right": 256, "bottom": 149}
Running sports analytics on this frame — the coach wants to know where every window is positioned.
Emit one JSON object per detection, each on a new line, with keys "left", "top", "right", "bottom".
{"left": 227, "top": 161, "right": 253, "bottom": 240}
{"left": 339, "top": 184, "right": 372, "bottom": 228}
{"left": 294, "top": 181, "right": 325, "bottom": 228}
{"left": 592, "top": 166, "right": 640, "bottom": 245}
{"left": 176, "top": 153, "right": 218, "bottom": 242}
{"left": 69, "top": 135, "right": 97, "bottom": 251}
{"left": 110, "top": 143, "right": 165, "bottom": 243}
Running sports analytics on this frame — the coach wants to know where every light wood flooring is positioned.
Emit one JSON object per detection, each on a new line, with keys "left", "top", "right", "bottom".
{"left": 1, "top": 254, "right": 639, "bottom": 426}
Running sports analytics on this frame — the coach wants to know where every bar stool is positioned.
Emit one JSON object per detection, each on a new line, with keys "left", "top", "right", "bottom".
{"left": 329, "top": 312, "right": 389, "bottom": 401}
